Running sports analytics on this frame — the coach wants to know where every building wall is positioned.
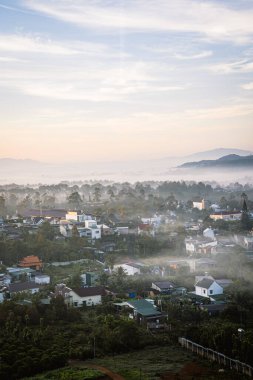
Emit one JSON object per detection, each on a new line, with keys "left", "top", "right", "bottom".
{"left": 114, "top": 264, "right": 140, "bottom": 275}
{"left": 68, "top": 291, "right": 102, "bottom": 307}
{"left": 35, "top": 275, "right": 50, "bottom": 284}
{"left": 210, "top": 213, "right": 241, "bottom": 221}
{"left": 193, "top": 200, "right": 205, "bottom": 210}
{"left": 195, "top": 282, "right": 223, "bottom": 298}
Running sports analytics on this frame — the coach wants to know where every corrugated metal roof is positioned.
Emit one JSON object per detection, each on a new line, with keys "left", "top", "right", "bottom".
{"left": 127, "top": 299, "right": 161, "bottom": 317}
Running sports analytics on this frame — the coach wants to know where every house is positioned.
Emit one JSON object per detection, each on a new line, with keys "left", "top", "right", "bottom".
{"left": 185, "top": 237, "right": 217, "bottom": 255}
{"left": 60, "top": 220, "right": 101, "bottom": 239}
{"left": 200, "top": 303, "right": 227, "bottom": 316}
{"left": 141, "top": 215, "right": 162, "bottom": 228}
{"left": 7, "top": 267, "right": 35, "bottom": 281}
{"left": 113, "top": 262, "right": 144, "bottom": 276}
{"left": 195, "top": 277, "right": 223, "bottom": 298}
{"left": 67, "top": 286, "right": 106, "bottom": 307}
{"left": 65, "top": 211, "right": 95, "bottom": 223}
{"left": 34, "top": 274, "right": 50, "bottom": 285}
{"left": 100, "top": 224, "right": 114, "bottom": 236}
{"left": 0, "top": 273, "right": 11, "bottom": 286}
{"left": 19, "top": 255, "right": 43, "bottom": 271}
{"left": 114, "top": 226, "right": 129, "bottom": 235}
{"left": 210, "top": 211, "right": 242, "bottom": 221}
{"left": 116, "top": 299, "right": 163, "bottom": 325}
{"left": 192, "top": 197, "right": 206, "bottom": 210}
{"left": 151, "top": 281, "right": 175, "bottom": 294}
{"left": 84, "top": 220, "right": 101, "bottom": 239}
{"left": 8, "top": 281, "right": 42, "bottom": 297}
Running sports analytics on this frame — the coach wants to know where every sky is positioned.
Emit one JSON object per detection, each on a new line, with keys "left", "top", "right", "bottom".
{"left": 0, "top": 0, "right": 253, "bottom": 163}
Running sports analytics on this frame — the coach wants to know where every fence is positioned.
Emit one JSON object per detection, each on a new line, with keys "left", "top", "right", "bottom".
{"left": 178, "top": 337, "right": 253, "bottom": 378}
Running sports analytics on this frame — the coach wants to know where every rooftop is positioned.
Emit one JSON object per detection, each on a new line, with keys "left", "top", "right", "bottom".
{"left": 71, "top": 286, "right": 106, "bottom": 297}
{"left": 127, "top": 299, "right": 162, "bottom": 317}
{"left": 195, "top": 278, "right": 215, "bottom": 289}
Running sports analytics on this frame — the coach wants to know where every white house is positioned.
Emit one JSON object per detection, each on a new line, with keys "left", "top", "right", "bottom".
{"left": 115, "top": 226, "right": 129, "bottom": 235}
{"left": 113, "top": 263, "right": 144, "bottom": 275}
{"left": 8, "top": 282, "right": 42, "bottom": 296}
{"left": 60, "top": 219, "right": 101, "bottom": 239}
{"left": 66, "top": 211, "right": 94, "bottom": 223}
{"left": 185, "top": 237, "right": 217, "bottom": 255}
{"left": 192, "top": 198, "right": 206, "bottom": 210}
{"left": 210, "top": 211, "right": 242, "bottom": 221}
{"left": 34, "top": 274, "right": 50, "bottom": 285}
{"left": 67, "top": 286, "right": 105, "bottom": 307}
{"left": 141, "top": 214, "right": 162, "bottom": 228}
{"left": 84, "top": 220, "right": 101, "bottom": 239}
{"left": 195, "top": 277, "right": 223, "bottom": 298}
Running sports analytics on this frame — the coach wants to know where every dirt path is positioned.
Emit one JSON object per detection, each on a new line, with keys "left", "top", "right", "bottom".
{"left": 68, "top": 360, "right": 125, "bottom": 380}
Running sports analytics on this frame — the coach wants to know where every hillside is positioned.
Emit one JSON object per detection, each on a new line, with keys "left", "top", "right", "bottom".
{"left": 179, "top": 154, "right": 253, "bottom": 169}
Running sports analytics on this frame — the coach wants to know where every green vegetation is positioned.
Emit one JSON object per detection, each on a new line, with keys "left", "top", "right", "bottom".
{"left": 22, "top": 367, "right": 103, "bottom": 380}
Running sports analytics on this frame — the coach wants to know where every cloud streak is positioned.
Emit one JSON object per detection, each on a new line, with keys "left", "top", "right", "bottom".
{"left": 23, "top": 0, "right": 253, "bottom": 44}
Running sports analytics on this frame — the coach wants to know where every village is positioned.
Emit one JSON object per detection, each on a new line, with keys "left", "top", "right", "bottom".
{"left": 0, "top": 181, "right": 253, "bottom": 378}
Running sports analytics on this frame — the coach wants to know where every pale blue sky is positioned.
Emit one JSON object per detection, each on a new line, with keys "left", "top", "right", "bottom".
{"left": 0, "top": 0, "right": 253, "bottom": 162}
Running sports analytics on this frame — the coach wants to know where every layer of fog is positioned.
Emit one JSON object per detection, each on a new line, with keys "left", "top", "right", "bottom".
{"left": 0, "top": 160, "right": 252, "bottom": 186}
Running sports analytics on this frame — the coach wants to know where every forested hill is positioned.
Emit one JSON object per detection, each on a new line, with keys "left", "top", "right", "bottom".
{"left": 179, "top": 154, "right": 253, "bottom": 169}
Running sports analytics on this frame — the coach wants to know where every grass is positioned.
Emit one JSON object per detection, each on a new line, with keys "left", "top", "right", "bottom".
{"left": 86, "top": 345, "right": 248, "bottom": 380}
{"left": 22, "top": 366, "right": 104, "bottom": 380}
{"left": 22, "top": 345, "right": 249, "bottom": 379}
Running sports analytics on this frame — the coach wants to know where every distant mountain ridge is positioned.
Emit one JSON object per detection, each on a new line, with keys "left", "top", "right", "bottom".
{"left": 182, "top": 148, "right": 252, "bottom": 162}
{"left": 179, "top": 154, "right": 253, "bottom": 168}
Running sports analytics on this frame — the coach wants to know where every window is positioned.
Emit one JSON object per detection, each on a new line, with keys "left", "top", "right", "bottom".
{"left": 203, "top": 290, "right": 206, "bottom": 294}
{"left": 210, "top": 290, "right": 213, "bottom": 294}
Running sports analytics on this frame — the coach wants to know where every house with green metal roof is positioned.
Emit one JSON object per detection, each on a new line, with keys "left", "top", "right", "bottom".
{"left": 115, "top": 299, "right": 164, "bottom": 325}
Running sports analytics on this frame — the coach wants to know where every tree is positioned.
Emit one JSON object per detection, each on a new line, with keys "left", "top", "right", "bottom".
{"left": 37, "top": 221, "right": 55, "bottom": 241}
{"left": 240, "top": 193, "right": 252, "bottom": 231}
{"left": 0, "top": 195, "right": 6, "bottom": 217}
{"left": 17, "top": 195, "right": 32, "bottom": 215}
{"left": 93, "top": 186, "right": 102, "bottom": 202}
{"left": 67, "top": 192, "right": 82, "bottom": 209}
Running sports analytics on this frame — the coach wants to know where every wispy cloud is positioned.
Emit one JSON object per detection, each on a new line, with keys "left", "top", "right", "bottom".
{"left": 241, "top": 82, "right": 253, "bottom": 90}
{"left": 0, "top": 34, "right": 111, "bottom": 56}
{"left": 23, "top": 0, "right": 253, "bottom": 44}
{"left": 209, "top": 59, "right": 253, "bottom": 74}
{"left": 0, "top": 56, "right": 26, "bottom": 62}
{"left": 174, "top": 50, "right": 213, "bottom": 60}
{"left": 0, "top": 3, "right": 34, "bottom": 15}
